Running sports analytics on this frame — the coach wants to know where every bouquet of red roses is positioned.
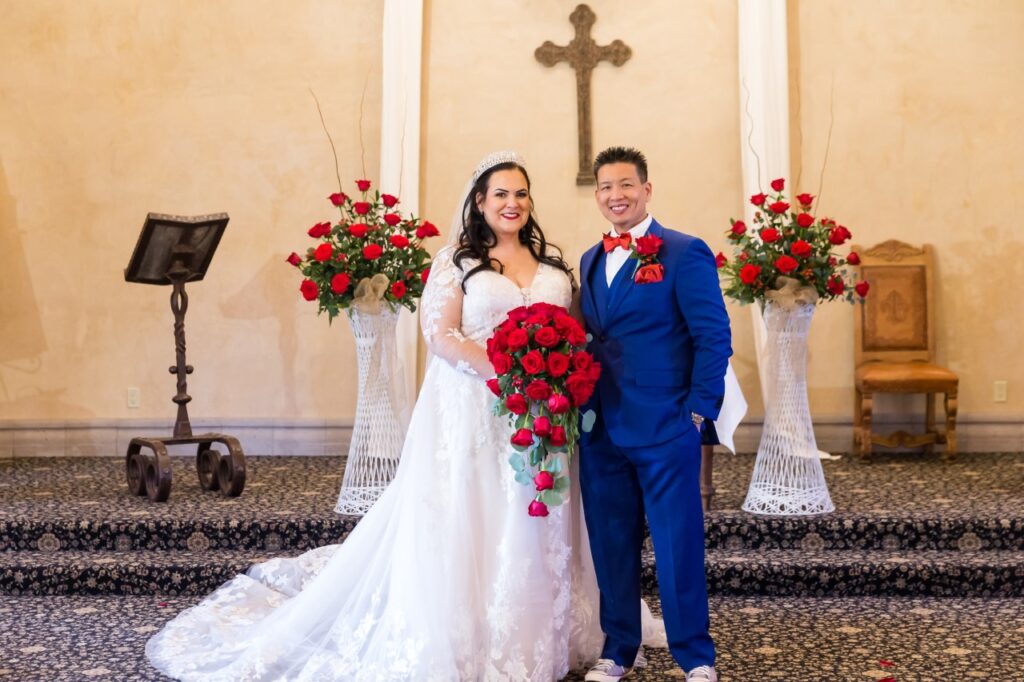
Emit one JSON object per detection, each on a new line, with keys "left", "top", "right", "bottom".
{"left": 486, "top": 303, "right": 601, "bottom": 517}
{"left": 287, "top": 179, "right": 440, "bottom": 320}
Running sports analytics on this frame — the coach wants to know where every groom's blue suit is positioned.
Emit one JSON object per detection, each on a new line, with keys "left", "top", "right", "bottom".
{"left": 579, "top": 219, "right": 731, "bottom": 672}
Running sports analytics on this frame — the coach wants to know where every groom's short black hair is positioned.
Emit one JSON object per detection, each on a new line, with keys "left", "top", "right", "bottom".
{"left": 593, "top": 147, "right": 648, "bottom": 183}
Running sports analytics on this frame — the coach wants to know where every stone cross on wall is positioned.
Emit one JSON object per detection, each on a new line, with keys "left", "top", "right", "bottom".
{"left": 535, "top": 4, "right": 632, "bottom": 186}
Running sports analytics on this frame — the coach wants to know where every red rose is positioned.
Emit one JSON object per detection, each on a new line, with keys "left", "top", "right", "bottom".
{"left": 390, "top": 234, "right": 410, "bottom": 248}
{"left": 420, "top": 267, "right": 430, "bottom": 283}
{"left": 739, "top": 263, "right": 762, "bottom": 284}
{"left": 533, "top": 326, "right": 560, "bottom": 348}
{"left": 528, "top": 302, "right": 559, "bottom": 318}
{"left": 796, "top": 213, "right": 815, "bottom": 228}
{"left": 520, "top": 350, "right": 545, "bottom": 374}
{"left": 750, "top": 193, "right": 767, "bottom": 206}
{"left": 330, "top": 272, "right": 350, "bottom": 294}
{"left": 533, "top": 470, "right": 554, "bottom": 491}
{"left": 571, "top": 351, "right": 593, "bottom": 372}
{"left": 846, "top": 251, "right": 861, "bottom": 265}
{"left": 771, "top": 178, "right": 785, "bottom": 192}
{"left": 564, "top": 324, "right": 586, "bottom": 346}
{"left": 547, "top": 393, "right": 570, "bottom": 414}
{"left": 566, "top": 371, "right": 595, "bottom": 405}
{"left": 634, "top": 263, "right": 664, "bottom": 284}
{"left": 775, "top": 255, "right": 799, "bottom": 274}
{"left": 547, "top": 352, "right": 570, "bottom": 377}
{"left": 791, "top": 239, "right": 812, "bottom": 259}
{"left": 485, "top": 378, "right": 501, "bottom": 396}
{"left": 507, "top": 307, "right": 530, "bottom": 323}
{"left": 354, "top": 202, "right": 370, "bottom": 215}
{"left": 511, "top": 428, "right": 534, "bottom": 447}
{"left": 487, "top": 331, "right": 508, "bottom": 358}
{"left": 506, "top": 328, "right": 529, "bottom": 351}
{"left": 362, "top": 243, "right": 383, "bottom": 260}
{"left": 308, "top": 221, "right": 331, "bottom": 238}
{"left": 286, "top": 252, "right": 302, "bottom": 266}
{"left": 730, "top": 220, "right": 747, "bottom": 236}
{"left": 314, "top": 243, "right": 333, "bottom": 262}
{"left": 826, "top": 276, "right": 845, "bottom": 296}
{"left": 768, "top": 201, "right": 790, "bottom": 214}
{"left": 548, "top": 425, "right": 567, "bottom": 447}
{"left": 855, "top": 281, "right": 870, "bottom": 297}
{"left": 828, "top": 226, "right": 852, "bottom": 245}
{"left": 505, "top": 393, "right": 528, "bottom": 415}
{"left": 356, "top": 179, "right": 371, "bottom": 192}
{"left": 553, "top": 312, "right": 582, "bottom": 338}
{"left": 586, "top": 362, "right": 602, "bottom": 382}
{"left": 300, "top": 279, "right": 318, "bottom": 301}
{"left": 528, "top": 499, "right": 549, "bottom": 517}
{"left": 381, "top": 193, "right": 399, "bottom": 208}
{"left": 390, "top": 280, "right": 407, "bottom": 298}
{"left": 635, "top": 234, "right": 663, "bottom": 256}
{"left": 828, "top": 256, "right": 838, "bottom": 266}
{"left": 525, "top": 380, "right": 552, "bottom": 401}
{"left": 739, "top": 253, "right": 749, "bottom": 262}
{"left": 349, "top": 223, "right": 369, "bottom": 238}
{"left": 760, "top": 227, "right": 780, "bottom": 243}
{"left": 532, "top": 416, "right": 552, "bottom": 438}
{"left": 796, "top": 193, "right": 814, "bottom": 207}
{"left": 491, "top": 353, "right": 513, "bottom": 374}
{"left": 383, "top": 213, "right": 401, "bottom": 227}
{"left": 416, "top": 221, "right": 440, "bottom": 239}
{"left": 328, "top": 192, "right": 347, "bottom": 206}
{"left": 715, "top": 252, "right": 727, "bottom": 268}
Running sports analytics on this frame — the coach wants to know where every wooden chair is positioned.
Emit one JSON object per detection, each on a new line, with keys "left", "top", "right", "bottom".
{"left": 852, "top": 240, "right": 958, "bottom": 461}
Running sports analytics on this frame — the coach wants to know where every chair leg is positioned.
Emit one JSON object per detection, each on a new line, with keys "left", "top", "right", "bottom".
{"left": 699, "top": 444, "right": 715, "bottom": 512}
{"left": 924, "top": 393, "right": 936, "bottom": 455}
{"left": 943, "top": 387, "right": 958, "bottom": 461}
{"left": 858, "top": 391, "right": 873, "bottom": 462}
{"left": 853, "top": 388, "right": 863, "bottom": 449}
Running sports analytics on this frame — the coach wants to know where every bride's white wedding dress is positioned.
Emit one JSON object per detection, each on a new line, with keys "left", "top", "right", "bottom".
{"left": 147, "top": 246, "right": 661, "bottom": 681}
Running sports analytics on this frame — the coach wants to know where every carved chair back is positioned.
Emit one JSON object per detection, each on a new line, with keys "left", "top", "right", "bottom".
{"left": 852, "top": 240, "right": 936, "bottom": 367}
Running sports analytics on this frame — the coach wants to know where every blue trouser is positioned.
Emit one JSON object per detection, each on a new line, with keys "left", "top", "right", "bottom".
{"left": 580, "top": 419, "right": 715, "bottom": 671}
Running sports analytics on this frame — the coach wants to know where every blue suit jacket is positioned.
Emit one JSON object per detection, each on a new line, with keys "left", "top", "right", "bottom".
{"left": 579, "top": 219, "right": 732, "bottom": 449}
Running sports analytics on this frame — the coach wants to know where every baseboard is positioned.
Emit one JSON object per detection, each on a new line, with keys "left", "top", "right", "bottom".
{"left": 1, "top": 416, "right": 1021, "bottom": 459}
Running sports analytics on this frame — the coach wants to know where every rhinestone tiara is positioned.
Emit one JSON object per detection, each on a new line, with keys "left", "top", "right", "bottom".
{"left": 472, "top": 150, "right": 525, "bottom": 183}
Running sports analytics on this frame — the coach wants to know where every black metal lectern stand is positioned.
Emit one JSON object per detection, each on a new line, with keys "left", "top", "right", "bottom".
{"left": 123, "top": 213, "right": 246, "bottom": 501}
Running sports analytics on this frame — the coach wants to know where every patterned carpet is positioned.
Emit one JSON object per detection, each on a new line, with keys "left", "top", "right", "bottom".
{"left": 1, "top": 451, "right": 1023, "bottom": 679}
{"left": 1, "top": 594, "right": 1021, "bottom": 680}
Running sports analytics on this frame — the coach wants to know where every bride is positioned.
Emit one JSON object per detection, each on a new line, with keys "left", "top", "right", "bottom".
{"left": 146, "top": 152, "right": 662, "bottom": 681}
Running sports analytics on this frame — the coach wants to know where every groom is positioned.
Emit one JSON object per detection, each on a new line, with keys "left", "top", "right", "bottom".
{"left": 578, "top": 147, "right": 731, "bottom": 682}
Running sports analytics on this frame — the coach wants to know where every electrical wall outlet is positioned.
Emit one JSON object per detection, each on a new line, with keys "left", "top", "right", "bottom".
{"left": 993, "top": 380, "right": 1008, "bottom": 403}
{"left": 126, "top": 387, "right": 141, "bottom": 409}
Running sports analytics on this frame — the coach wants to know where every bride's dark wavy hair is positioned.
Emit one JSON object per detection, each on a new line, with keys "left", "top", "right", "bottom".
{"left": 453, "top": 162, "right": 576, "bottom": 293}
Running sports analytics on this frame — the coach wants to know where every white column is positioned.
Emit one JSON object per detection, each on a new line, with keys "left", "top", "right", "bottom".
{"left": 380, "top": 0, "right": 424, "bottom": 423}
{"left": 738, "top": 0, "right": 791, "bottom": 408}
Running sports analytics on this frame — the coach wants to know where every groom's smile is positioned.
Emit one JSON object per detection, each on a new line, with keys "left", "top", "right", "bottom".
{"left": 595, "top": 161, "right": 652, "bottom": 234}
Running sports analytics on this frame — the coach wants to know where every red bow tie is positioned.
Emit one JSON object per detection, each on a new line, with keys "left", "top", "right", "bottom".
{"left": 602, "top": 232, "right": 632, "bottom": 253}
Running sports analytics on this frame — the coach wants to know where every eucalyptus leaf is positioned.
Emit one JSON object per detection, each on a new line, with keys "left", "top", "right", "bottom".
{"left": 508, "top": 452, "right": 526, "bottom": 473}
{"left": 514, "top": 471, "right": 533, "bottom": 486}
{"left": 554, "top": 476, "right": 570, "bottom": 493}
{"left": 539, "top": 489, "right": 563, "bottom": 506}
{"left": 581, "top": 410, "right": 597, "bottom": 432}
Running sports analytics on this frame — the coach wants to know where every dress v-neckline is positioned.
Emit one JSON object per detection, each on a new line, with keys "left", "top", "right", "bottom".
{"left": 499, "top": 262, "right": 543, "bottom": 291}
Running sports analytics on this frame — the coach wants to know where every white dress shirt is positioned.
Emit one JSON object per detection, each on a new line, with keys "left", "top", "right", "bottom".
{"left": 605, "top": 214, "right": 653, "bottom": 286}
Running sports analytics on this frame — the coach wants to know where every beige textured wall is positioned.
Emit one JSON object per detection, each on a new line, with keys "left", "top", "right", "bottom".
{"left": 793, "top": 0, "right": 1024, "bottom": 419}
{"left": 0, "top": 1, "right": 382, "bottom": 420}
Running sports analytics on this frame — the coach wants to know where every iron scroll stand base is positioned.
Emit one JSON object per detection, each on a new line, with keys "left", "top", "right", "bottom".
{"left": 123, "top": 213, "right": 246, "bottom": 502}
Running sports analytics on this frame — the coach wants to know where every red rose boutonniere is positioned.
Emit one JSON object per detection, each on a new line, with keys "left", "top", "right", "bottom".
{"left": 630, "top": 234, "right": 664, "bottom": 284}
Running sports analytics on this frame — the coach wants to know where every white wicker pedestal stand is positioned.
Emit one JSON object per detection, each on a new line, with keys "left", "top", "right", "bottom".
{"left": 335, "top": 307, "right": 406, "bottom": 515}
{"left": 742, "top": 301, "right": 835, "bottom": 516}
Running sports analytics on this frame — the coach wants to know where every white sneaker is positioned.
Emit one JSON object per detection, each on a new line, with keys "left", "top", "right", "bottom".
{"left": 686, "top": 665, "right": 718, "bottom": 682}
{"left": 585, "top": 658, "right": 633, "bottom": 682}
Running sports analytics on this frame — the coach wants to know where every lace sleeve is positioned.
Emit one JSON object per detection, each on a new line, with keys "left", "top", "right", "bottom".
{"left": 420, "top": 246, "right": 492, "bottom": 377}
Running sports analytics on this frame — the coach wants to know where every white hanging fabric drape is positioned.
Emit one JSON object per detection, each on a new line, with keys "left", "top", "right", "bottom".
{"left": 737, "top": 0, "right": 835, "bottom": 459}
{"left": 380, "top": 0, "right": 424, "bottom": 422}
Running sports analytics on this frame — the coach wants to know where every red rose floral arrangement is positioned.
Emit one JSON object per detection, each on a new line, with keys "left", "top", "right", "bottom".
{"left": 288, "top": 179, "right": 440, "bottom": 320}
{"left": 486, "top": 303, "right": 601, "bottom": 517}
{"left": 717, "top": 178, "right": 868, "bottom": 305}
